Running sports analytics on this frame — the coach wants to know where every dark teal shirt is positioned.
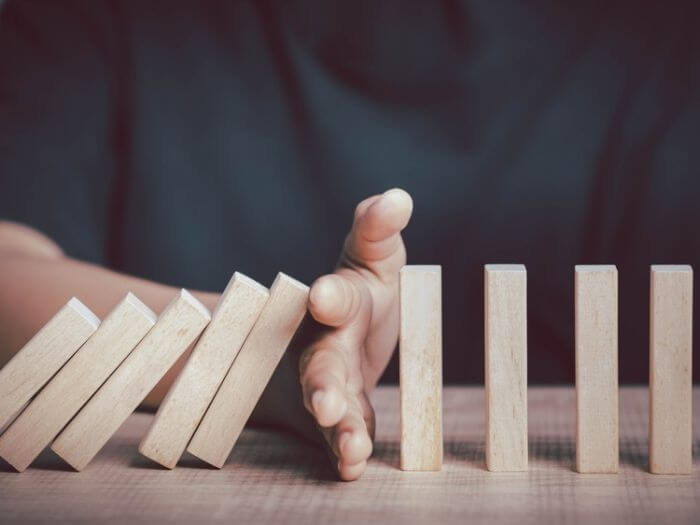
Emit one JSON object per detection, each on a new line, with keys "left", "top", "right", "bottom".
{"left": 1, "top": 0, "right": 698, "bottom": 382}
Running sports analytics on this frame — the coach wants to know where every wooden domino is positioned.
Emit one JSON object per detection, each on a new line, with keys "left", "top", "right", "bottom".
{"left": 50, "top": 290, "right": 210, "bottom": 471}
{"left": 649, "top": 265, "right": 693, "bottom": 474}
{"left": 575, "top": 265, "right": 618, "bottom": 473}
{"left": 0, "top": 293, "right": 156, "bottom": 472}
{"left": 484, "top": 264, "right": 528, "bottom": 472}
{"left": 187, "top": 273, "right": 308, "bottom": 468}
{"left": 399, "top": 265, "right": 443, "bottom": 471}
{"left": 138, "top": 273, "right": 269, "bottom": 469}
{"left": 1, "top": 260, "right": 695, "bottom": 478}
{"left": 0, "top": 297, "right": 100, "bottom": 430}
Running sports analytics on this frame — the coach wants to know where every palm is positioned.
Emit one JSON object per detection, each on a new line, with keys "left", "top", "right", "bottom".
{"left": 299, "top": 189, "right": 412, "bottom": 480}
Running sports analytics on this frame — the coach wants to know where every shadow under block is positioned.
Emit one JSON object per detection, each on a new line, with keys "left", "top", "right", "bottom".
{"left": 649, "top": 265, "right": 693, "bottom": 474}
{"left": 51, "top": 290, "right": 211, "bottom": 471}
{"left": 575, "top": 265, "right": 619, "bottom": 473}
{"left": 138, "top": 273, "right": 269, "bottom": 469}
{"left": 484, "top": 264, "right": 528, "bottom": 472}
{"left": 0, "top": 298, "right": 100, "bottom": 430}
{"left": 399, "top": 265, "right": 443, "bottom": 471}
{"left": 0, "top": 293, "right": 156, "bottom": 472}
{"left": 187, "top": 273, "right": 309, "bottom": 468}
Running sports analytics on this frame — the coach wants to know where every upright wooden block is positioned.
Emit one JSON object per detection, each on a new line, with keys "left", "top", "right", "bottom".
{"left": 51, "top": 290, "right": 210, "bottom": 471}
{"left": 139, "top": 273, "right": 269, "bottom": 469}
{"left": 0, "top": 293, "right": 156, "bottom": 472}
{"left": 399, "top": 265, "right": 443, "bottom": 471}
{"left": 575, "top": 265, "right": 619, "bottom": 473}
{"left": 187, "top": 273, "right": 309, "bottom": 468}
{"left": 0, "top": 297, "right": 99, "bottom": 430}
{"left": 649, "top": 265, "right": 693, "bottom": 474}
{"left": 484, "top": 264, "right": 528, "bottom": 472}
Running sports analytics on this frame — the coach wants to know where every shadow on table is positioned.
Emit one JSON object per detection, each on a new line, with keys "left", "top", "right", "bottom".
{"left": 0, "top": 456, "right": 15, "bottom": 473}
{"left": 371, "top": 440, "right": 399, "bottom": 469}
{"left": 226, "top": 430, "right": 338, "bottom": 482}
{"left": 372, "top": 439, "right": 487, "bottom": 470}
{"left": 129, "top": 427, "right": 338, "bottom": 482}
{"left": 9, "top": 447, "right": 76, "bottom": 472}
{"left": 445, "top": 440, "right": 486, "bottom": 470}
{"left": 372, "top": 437, "right": 577, "bottom": 471}
{"left": 616, "top": 438, "right": 700, "bottom": 471}
{"left": 529, "top": 435, "right": 575, "bottom": 468}
{"left": 371, "top": 436, "right": 697, "bottom": 473}
{"left": 618, "top": 437, "right": 648, "bottom": 471}
{"left": 130, "top": 435, "right": 699, "bottom": 476}
{"left": 526, "top": 435, "right": 700, "bottom": 472}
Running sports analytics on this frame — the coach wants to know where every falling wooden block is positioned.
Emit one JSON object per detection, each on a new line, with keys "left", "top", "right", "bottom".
{"left": 187, "top": 273, "right": 309, "bottom": 468}
{"left": 575, "top": 265, "right": 618, "bottom": 473}
{"left": 484, "top": 264, "right": 528, "bottom": 472}
{"left": 51, "top": 290, "right": 210, "bottom": 471}
{"left": 649, "top": 265, "right": 693, "bottom": 475}
{"left": 0, "top": 293, "right": 156, "bottom": 472}
{"left": 0, "top": 298, "right": 100, "bottom": 430}
{"left": 138, "top": 273, "right": 269, "bottom": 469}
{"left": 399, "top": 265, "right": 443, "bottom": 471}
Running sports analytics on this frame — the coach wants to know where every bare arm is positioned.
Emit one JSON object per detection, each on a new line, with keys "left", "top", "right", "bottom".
{"left": 0, "top": 186, "right": 413, "bottom": 483}
{"left": 0, "top": 220, "right": 219, "bottom": 407}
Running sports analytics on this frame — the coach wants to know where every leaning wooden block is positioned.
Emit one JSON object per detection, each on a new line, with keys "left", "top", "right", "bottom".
{"left": 575, "top": 265, "right": 619, "bottom": 473}
{"left": 0, "top": 297, "right": 99, "bottom": 430}
{"left": 51, "top": 290, "right": 210, "bottom": 471}
{"left": 187, "top": 273, "right": 309, "bottom": 468}
{"left": 484, "top": 264, "right": 528, "bottom": 472}
{"left": 649, "top": 265, "right": 693, "bottom": 475}
{"left": 139, "top": 273, "right": 269, "bottom": 469}
{"left": 399, "top": 265, "right": 443, "bottom": 471}
{"left": 0, "top": 293, "right": 156, "bottom": 472}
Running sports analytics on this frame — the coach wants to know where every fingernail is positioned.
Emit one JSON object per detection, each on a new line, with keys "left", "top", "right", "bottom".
{"left": 381, "top": 188, "right": 413, "bottom": 213}
{"left": 311, "top": 390, "right": 326, "bottom": 414}
{"left": 382, "top": 188, "right": 406, "bottom": 201}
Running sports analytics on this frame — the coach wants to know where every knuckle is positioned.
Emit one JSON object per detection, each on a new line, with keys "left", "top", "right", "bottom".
{"left": 299, "top": 346, "right": 334, "bottom": 382}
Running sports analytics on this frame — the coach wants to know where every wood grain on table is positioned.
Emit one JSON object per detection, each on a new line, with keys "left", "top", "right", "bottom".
{"left": 1, "top": 387, "right": 698, "bottom": 524}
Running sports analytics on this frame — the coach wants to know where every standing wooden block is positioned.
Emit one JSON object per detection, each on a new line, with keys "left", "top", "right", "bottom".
{"left": 0, "top": 297, "right": 99, "bottom": 430}
{"left": 484, "top": 264, "right": 528, "bottom": 472}
{"left": 51, "top": 290, "right": 210, "bottom": 471}
{"left": 187, "top": 273, "right": 309, "bottom": 468}
{"left": 399, "top": 265, "right": 443, "bottom": 471}
{"left": 0, "top": 293, "right": 156, "bottom": 472}
{"left": 575, "top": 265, "right": 619, "bottom": 473}
{"left": 138, "top": 273, "right": 269, "bottom": 469}
{"left": 649, "top": 265, "right": 693, "bottom": 474}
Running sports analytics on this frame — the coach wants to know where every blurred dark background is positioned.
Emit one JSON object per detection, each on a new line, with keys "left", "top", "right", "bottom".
{"left": 0, "top": 1, "right": 698, "bottom": 384}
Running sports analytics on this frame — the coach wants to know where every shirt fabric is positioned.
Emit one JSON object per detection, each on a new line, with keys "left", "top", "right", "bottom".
{"left": 1, "top": 0, "right": 698, "bottom": 383}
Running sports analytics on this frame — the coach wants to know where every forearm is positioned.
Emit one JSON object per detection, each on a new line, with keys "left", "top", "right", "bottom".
{"left": 0, "top": 221, "right": 313, "bottom": 436}
{"left": 0, "top": 221, "right": 219, "bottom": 407}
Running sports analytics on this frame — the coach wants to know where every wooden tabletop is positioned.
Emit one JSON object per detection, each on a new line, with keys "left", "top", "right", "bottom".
{"left": 1, "top": 386, "right": 698, "bottom": 524}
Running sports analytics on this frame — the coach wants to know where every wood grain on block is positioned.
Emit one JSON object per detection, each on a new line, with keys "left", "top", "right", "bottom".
{"left": 0, "top": 298, "right": 99, "bottom": 430}
{"left": 139, "top": 273, "right": 269, "bottom": 469}
{"left": 51, "top": 290, "right": 210, "bottom": 471}
{"left": 399, "top": 265, "right": 443, "bottom": 471}
{"left": 484, "top": 264, "right": 528, "bottom": 472}
{"left": 187, "top": 273, "right": 309, "bottom": 468}
{"left": 649, "top": 265, "right": 693, "bottom": 474}
{"left": 575, "top": 265, "right": 619, "bottom": 473}
{"left": 0, "top": 293, "right": 155, "bottom": 472}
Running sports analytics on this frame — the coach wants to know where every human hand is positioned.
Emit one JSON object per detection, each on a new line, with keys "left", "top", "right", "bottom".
{"left": 299, "top": 188, "right": 413, "bottom": 480}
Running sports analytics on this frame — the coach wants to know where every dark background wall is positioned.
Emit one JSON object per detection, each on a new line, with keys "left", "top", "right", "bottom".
{"left": 0, "top": 1, "right": 698, "bottom": 384}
